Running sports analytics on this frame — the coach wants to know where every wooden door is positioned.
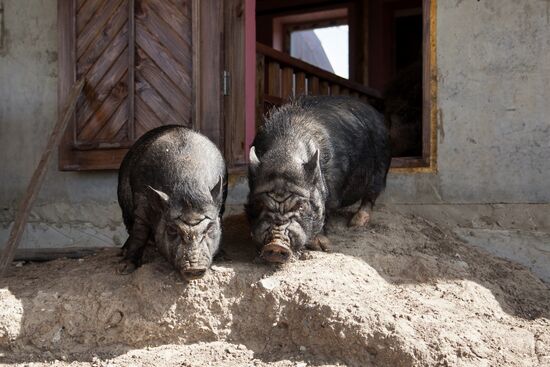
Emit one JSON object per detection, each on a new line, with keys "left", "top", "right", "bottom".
{"left": 223, "top": 0, "right": 256, "bottom": 167}
{"left": 59, "top": 0, "right": 222, "bottom": 170}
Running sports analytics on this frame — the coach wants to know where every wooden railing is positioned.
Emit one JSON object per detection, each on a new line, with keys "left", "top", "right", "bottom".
{"left": 256, "top": 42, "right": 382, "bottom": 126}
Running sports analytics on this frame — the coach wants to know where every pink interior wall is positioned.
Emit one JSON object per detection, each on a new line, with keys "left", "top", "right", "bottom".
{"left": 244, "top": 0, "right": 256, "bottom": 161}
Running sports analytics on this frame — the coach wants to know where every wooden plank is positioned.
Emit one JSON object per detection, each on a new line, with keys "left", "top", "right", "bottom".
{"left": 135, "top": 94, "right": 164, "bottom": 136}
{"left": 170, "top": 0, "right": 191, "bottom": 18}
{"left": 138, "top": 0, "right": 192, "bottom": 69}
{"left": 348, "top": 1, "right": 358, "bottom": 82}
{"left": 281, "top": 67, "right": 293, "bottom": 99}
{"left": 224, "top": 0, "right": 246, "bottom": 164}
{"left": 191, "top": 0, "right": 200, "bottom": 132}
{"left": 128, "top": 0, "right": 135, "bottom": 141}
{"left": 141, "top": 0, "right": 189, "bottom": 41}
{"left": 137, "top": 58, "right": 191, "bottom": 123}
{"left": 77, "top": 48, "right": 129, "bottom": 131}
{"left": 79, "top": 23, "right": 128, "bottom": 88}
{"left": 77, "top": 0, "right": 88, "bottom": 12}
{"left": 256, "top": 42, "right": 381, "bottom": 99}
{"left": 77, "top": 2, "right": 127, "bottom": 79}
{"left": 135, "top": 26, "right": 192, "bottom": 93}
{"left": 136, "top": 77, "right": 183, "bottom": 126}
{"left": 320, "top": 80, "right": 330, "bottom": 95}
{"left": 255, "top": 53, "right": 265, "bottom": 129}
{"left": 113, "top": 123, "right": 129, "bottom": 142}
{"left": 63, "top": 148, "right": 129, "bottom": 170}
{"left": 192, "top": 0, "right": 223, "bottom": 147}
{"left": 267, "top": 61, "right": 281, "bottom": 98}
{"left": 77, "top": 0, "right": 106, "bottom": 34}
{"left": 362, "top": 0, "right": 369, "bottom": 85}
{"left": 295, "top": 71, "right": 306, "bottom": 96}
{"left": 58, "top": 0, "right": 78, "bottom": 171}
{"left": 390, "top": 156, "right": 427, "bottom": 168}
{"left": 94, "top": 98, "right": 128, "bottom": 141}
{"left": 308, "top": 76, "right": 319, "bottom": 95}
{"left": 330, "top": 84, "right": 340, "bottom": 95}
{"left": 422, "top": 0, "right": 437, "bottom": 169}
{"left": 0, "top": 79, "right": 85, "bottom": 276}
{"left": 78, "top": 77, "right": 128, "bottom": 141}
{"left": 77, "top": 0, "right": 125, "bottom": 59}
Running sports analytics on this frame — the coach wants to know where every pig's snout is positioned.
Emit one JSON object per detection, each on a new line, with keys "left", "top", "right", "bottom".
{"left": 261, "top": 241, "right": 292, "bottom": 263}
{"left": 181, "top": 267, "right": 207, "bottom": 280}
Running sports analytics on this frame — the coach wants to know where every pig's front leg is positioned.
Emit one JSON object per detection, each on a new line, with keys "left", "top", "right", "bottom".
{"left": 119, "top": 209, "right": 150, "bottom": 274}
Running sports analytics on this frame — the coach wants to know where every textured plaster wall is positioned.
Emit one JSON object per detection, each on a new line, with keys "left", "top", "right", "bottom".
{"left": 0, "top": 0, "right": 549, "bottom": 249}
{"left": 384, "top": 0, "right": 550, "bottom": 204}
{"left": 0, "top": 0, "right": 123, "bottom": 248}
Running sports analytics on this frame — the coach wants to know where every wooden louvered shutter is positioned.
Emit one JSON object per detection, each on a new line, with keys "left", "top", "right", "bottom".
{"left": 58, "top": 0, "right": 218, "bottom": 170}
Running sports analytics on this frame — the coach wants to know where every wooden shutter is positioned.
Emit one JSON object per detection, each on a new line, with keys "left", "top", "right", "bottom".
{"left": 59, "top": 0, "right": 195, "bottom": 170}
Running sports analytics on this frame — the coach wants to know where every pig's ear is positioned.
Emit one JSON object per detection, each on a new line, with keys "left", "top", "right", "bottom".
{"left": 210, "top": 176, "right": 224, "bottom": 203}
{"left": 249, "top": 146, "right": 261, "bottom": 175}
{"left": 147, "top": 186, "right": 170, "bottom": 210}
{"left": 303, "top": 150, "right": 320, "bottom": 182}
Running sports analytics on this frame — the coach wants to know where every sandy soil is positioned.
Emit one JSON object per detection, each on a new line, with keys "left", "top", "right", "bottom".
{"left": 0, "top": 207, "right": 549, "bottom": 366}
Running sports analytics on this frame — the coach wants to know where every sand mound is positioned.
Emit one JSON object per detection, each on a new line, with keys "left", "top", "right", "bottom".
{"left": 0, "top": 208, "right": 549, "bottom": 366}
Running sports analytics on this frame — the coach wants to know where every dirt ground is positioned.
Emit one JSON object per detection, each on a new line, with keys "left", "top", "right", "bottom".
{"left": 0, "top": 207, "right": 549, "bottom": 367}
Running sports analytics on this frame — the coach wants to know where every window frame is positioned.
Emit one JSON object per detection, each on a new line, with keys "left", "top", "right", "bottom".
{"left": 389, "top": 0, "right": 437, "bottom": 172}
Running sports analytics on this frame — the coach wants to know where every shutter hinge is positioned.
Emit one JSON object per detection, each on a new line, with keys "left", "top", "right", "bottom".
{"left": 223, "top": 70, "right": 230, "bottom": 96}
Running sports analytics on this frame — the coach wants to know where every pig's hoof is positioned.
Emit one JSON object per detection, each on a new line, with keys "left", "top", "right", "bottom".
{"left": 349, "top": 210, "right": 370, "bottom": 227}
{"left": 117, "top": 261, "right": 137, "bottom": 275}
{"left": 307, "top": 234, "right": 331, "bottom": 252}
{"left": 299, "top": 251, "right": 314, "bottom": 260}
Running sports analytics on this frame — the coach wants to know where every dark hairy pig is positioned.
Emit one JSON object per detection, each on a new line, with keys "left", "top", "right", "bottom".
{"left": 118, "top": 125, "right": 227, "bottom": 280}
{"left": 246, "top": 96, "right": 391, "bottom": 263}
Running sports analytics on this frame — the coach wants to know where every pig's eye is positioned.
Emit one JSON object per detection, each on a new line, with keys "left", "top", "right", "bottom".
{"left": 292, "top": 201, "right": 306, "bottom": 212}
{"left": 166, "top": 225, "right": 178, "bottom": 237}
{"left": 205, "top": 221, "right": 216, "bottom": 234}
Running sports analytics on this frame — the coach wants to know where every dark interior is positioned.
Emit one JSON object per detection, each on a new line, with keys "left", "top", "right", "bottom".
{"left": 256, "top": 0, "right": 424, "bottom": 158}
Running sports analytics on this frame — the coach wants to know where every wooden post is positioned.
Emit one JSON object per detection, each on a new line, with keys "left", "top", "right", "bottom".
{"left": 0, "top": 79, "right": 85, "bottom": 276}
{"left": 127, "top": 0, "right": 136, "bottom": 141}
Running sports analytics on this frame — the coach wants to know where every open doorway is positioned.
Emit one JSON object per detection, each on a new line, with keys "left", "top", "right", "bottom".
{"left": 251, "top": 0, "right": 436, "bottom": 170}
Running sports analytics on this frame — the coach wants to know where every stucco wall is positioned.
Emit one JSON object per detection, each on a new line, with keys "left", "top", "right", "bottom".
{"left": 0, "top": 0, "right": 123, "bottom": 248}
{"left": 0, "top": 0, "right": 549, "bottom": 249}
{"left": 384, "top": 0, "right": 550, "bottom": 204}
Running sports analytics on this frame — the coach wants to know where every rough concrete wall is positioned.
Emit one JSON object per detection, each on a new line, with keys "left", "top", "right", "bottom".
{"left": 0, "top": 0, "right": 549, "bottom": 249}
{"left": 0, "top": 0, "right": 124, "bottom": 248}
{"left": 385, "top": 0, "right": 550, "bottom": 204}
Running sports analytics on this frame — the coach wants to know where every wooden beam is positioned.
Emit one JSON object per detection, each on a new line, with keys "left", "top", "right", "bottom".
{"left": 422, "top": 0, "right": 437, "bottom": 172}
{"left": 0, "top": 79, "right": 85, "bottom": 276}
{"left": 58, "top": 0, "right": 77, "bottom": 170}
{"left": 256, "top": 42, "right": 382, "bottom": 99}
{"left": 128, "top": 0, "right": 135, "bottom": 141}
{"left": 193, "top": 0, "right": 223, "bottom": 148}
{"left": 14, "top": 247, "right": 112, "bottom": 262}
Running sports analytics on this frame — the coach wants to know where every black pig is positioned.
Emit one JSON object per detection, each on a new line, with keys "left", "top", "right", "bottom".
{"left": 118, "top": 125, "right": 227, "bottom": 280}
{"left": 246, "top": 96, "right": 390, "bottom": 263}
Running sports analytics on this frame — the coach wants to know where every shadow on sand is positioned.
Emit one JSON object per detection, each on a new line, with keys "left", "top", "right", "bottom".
{"left": 1, "top": 209, "right": 549, "bottom": 365}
